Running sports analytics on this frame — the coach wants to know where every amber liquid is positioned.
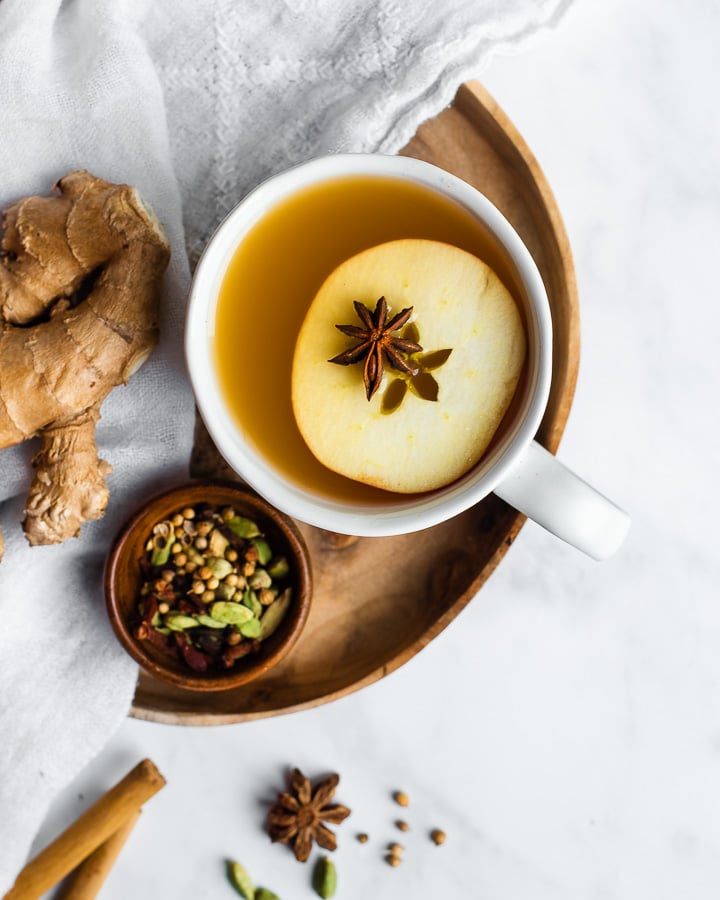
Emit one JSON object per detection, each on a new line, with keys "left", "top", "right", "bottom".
{"left": 213, "top": 175, "right": 526, "bottom": 503}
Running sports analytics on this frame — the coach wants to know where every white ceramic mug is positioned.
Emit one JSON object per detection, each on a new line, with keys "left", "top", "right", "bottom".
{"left": 186, "top": 154, "right": 629, "bottom": 560}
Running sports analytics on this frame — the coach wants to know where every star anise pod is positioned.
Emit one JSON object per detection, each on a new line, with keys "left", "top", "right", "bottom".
{"left": 328, "top": 296, "right": 423, "bottom": 400}
{"left": 267, "top": 768, "right": 351, "bottom": 862}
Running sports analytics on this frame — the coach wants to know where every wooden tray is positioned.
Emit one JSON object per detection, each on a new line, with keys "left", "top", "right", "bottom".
{"left": 131, "top": 81, "right": 580, "bottom": 725}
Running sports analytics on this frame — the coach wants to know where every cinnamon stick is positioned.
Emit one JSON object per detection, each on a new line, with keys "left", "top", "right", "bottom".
{"left": 4, "top": 759, "right": 165, "bottom": 900}
{"left": 55, "top": 809, "right": 141, "bottom": 900}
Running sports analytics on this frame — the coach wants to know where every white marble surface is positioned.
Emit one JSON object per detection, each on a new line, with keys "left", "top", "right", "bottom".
{"left": 33, "top": 0, "right": 720, "bottom": 897}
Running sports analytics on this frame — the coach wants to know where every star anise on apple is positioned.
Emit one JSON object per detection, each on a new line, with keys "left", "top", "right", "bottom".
{"left": 267, "top": 768, "right": 351, "bottom": 862}
{"left": 328, "top": 296, "right": 423, "bottom": 400}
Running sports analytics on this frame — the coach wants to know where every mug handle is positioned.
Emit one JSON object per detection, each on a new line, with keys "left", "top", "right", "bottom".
{"left": 493, "top": 440, "right": 630, "bottom": 561}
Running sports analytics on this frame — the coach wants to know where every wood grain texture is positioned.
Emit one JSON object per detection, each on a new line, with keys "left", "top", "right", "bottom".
{"left": 131, "top": 81, "right": 580, "bottom": 725}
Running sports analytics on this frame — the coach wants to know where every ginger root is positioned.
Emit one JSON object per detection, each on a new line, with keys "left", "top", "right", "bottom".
{"left": 0, "top": 170, "right": 170, "bottom": 554}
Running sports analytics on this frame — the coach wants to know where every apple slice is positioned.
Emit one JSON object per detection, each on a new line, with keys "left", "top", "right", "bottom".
{"left": 291, "top": 239, "right": 526, "bottom": 493}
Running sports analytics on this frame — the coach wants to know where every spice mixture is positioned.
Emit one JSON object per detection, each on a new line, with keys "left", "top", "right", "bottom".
{"left": 133, "top": 503, "right": 293, "bottom": 671}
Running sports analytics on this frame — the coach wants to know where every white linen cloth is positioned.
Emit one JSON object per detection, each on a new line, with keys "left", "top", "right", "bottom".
{"left": 0, "top": 0, "right": 570, "bottom": 889}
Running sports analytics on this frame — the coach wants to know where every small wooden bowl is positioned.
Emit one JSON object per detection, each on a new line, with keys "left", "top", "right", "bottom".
{"left": 104, "top": 481, "right": 312, "bottom": 692}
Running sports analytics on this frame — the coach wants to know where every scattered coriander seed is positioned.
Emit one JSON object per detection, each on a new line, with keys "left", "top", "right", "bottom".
{"left": 171, "top": 542, "right": 182, "bottom": 555}
{"left": 226, "top": 573, "right": 240, "bottom": 587}
{"left": 430, "top": 829, "right": 446, "bottom": 845}
{"left": 185, "top": 561, "right": 197, "bottom": 573}
{"left": 386, "top": 854, "right": 402, "bottom": 867}
{"left": 226, "top": 549, "right": 239, "bottom": 563}
{"left": 192, "top": 581, "right": 205, "bottom": 595}
{"left": 207, "top": 576, "right": 220, "bottom": 591}
{"left": 396, "top": 820, "right": 410, "bottom": 832}
{"left": 199, "top": 565, "right": 213, "bottom": 581}
{"left": 357, "top": 833, "right": 369, "bottom": 844}
{"left": 393, "top": 790, "right": 410, "bottom": 807}
{"left": 201, "top": 590, "right": 215, "bottom": 604}
{"left": 171, "top": 513, "right": 184, "bottom": 527}
{"left": 175, "top": 552, "right": 187, "bottom": 567}
{"left": 388, "top": 842, "right": 404, "bottom": 854}
{"left": 181, "top": 507, "right": 195, "bottom": 519}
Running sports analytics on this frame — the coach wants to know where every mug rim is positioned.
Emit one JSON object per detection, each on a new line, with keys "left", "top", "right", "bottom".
{"left": 185, "top": 153, "right": 552, "bottom": 536}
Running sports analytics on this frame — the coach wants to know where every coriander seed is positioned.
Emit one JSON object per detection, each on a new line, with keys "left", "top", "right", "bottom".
{"left": 393, "top": 790, "right": 410, "bottom": 807}
{"left": 431, "top": 829, "right": 446, "bottom": 845}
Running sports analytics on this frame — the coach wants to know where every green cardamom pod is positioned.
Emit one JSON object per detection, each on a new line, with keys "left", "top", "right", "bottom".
{"left": 312, "top": 856, "right": 337, "bottom": 899}
{"left": 250, "top": 536, "right": 273, "bottom": 565}
{"left": 259, "top": 588, "right": 292, "bottom": 641}
{"left": 164, "top": 613, "right": 199, "bottom": 631}
{"left": 255, "top": 888, "right": 281, "bottom": 900}
{"left": 207, "top": 556, "right": 234, "bottom": 579}
{"left": 227, "top": 516, "right": 261, "bottom": 538}
{"left": 227, "top": 860, "right": 255, "bottom": 899}
{"left": 209, "top": 600, "right": 253, "bottom": 625}
{"left": 267, "top": 556, "right": 289, "bottom": 579}
{"left": 239, "top": 617, "right": 262, "bottom": 639}
{"left": 194, "top": 613, "right": 227, "bottom": 629}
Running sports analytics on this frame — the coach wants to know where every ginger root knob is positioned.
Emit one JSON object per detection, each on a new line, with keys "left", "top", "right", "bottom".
{"left": 0, "top": 170, "right": 170, "bottom": 557}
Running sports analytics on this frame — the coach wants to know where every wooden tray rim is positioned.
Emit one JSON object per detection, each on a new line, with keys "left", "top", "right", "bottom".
{"left": 130, "top": 81, "right": 580, "bottom": 725}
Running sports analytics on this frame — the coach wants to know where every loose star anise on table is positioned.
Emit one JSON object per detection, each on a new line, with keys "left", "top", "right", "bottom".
{"left": 267, "top": 767, "right": 351, "bottom": 862}
{"left": 328, "top": 296, "right": 423, "bottom": 400}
